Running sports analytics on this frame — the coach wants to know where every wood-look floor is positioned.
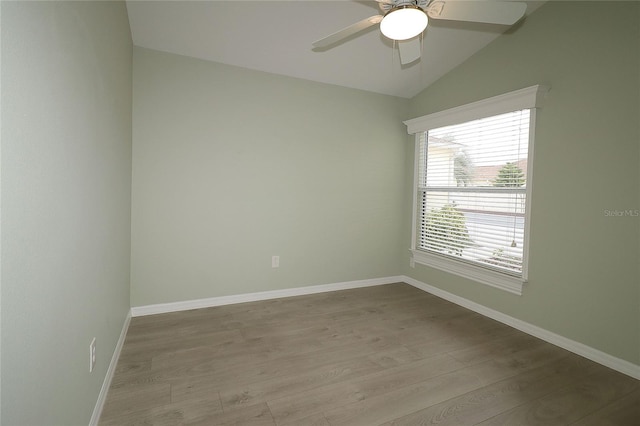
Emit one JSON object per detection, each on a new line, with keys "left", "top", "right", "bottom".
{"left": 100, "top": 283, "right": 639, "bottom": 425}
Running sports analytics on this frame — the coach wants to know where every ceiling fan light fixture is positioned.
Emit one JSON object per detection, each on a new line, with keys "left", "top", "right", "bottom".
{"left": 380, "top": 6, "right": 428, "bottom": 41}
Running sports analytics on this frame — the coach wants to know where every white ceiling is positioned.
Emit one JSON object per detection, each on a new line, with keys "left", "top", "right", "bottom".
{"left": 126, "top": 1, "right": 544, "bottom": 99}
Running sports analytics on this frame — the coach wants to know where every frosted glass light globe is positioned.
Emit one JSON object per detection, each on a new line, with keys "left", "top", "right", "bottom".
{"left": 380, "top": 6, "right": 428, "bottom": 41}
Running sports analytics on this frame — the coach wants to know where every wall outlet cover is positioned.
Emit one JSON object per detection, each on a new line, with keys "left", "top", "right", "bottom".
{"left": 89, "top": 338, "right": 96, "bottom": 373}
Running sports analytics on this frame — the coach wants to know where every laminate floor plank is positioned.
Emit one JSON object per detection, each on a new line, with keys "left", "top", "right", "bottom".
{"left": 380, "top": 353, "right": 606, "bottom": 426}
{"left": 99, "top": 283, "right": 639, "bottom": 426}
{"left": 367, "top": 345, "right": 423, "bottom": 368}
{"left": 476, "top": 368, "right": 639, "bottom": 426}
{"left": 267, "top": 354, "right": 466, "bottom": 424}
{"left": 446, "top": 331, "right": 546, "bottom": 365}
{"left": 99, "top": 396, "right": 223, "bottom": 426}
{"left": 168, "top": 336, "right": 405, "bottom": 403}
{"left": 187, "top": 402, "right": 275, "bottom": 426}
{"left": 464, "top": 342, "right": 573, "bottom": 386}
{"left": 571, "top": 388, "right": 640, "bottom": 426}
{"left": 322, "top": 368, "right": 484, "bottom": 426}
{"left": 292, "top": 413, "right": 331, "bottom": 426}
{"left": 100, "top": 382, "right": 171, "bottom": 419}
{"left": 219, "top": 356, "right": 385, "bottom": 411}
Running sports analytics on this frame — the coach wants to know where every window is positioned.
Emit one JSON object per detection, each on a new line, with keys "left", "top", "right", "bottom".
{"left": 405, "top": 86, "right": 548, "bottom": 295}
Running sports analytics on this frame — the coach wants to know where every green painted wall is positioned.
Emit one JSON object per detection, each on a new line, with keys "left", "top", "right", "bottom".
{"left": 1, "top": 1, "right": 132, "bottom": 424}
{"left": 404, "top": 1, "right": 640, "bottom": 365}
{"left": 130, "top": 48, "right": 409, "bottom": 306}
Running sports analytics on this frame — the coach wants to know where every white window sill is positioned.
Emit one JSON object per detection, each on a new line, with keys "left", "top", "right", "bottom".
{"left": 411, "top": 249, "right": 525, "bottom": 295}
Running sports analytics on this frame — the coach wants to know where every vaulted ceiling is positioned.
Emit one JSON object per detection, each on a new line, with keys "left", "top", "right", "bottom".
{"left": 126, "top": 1, "right": 544, "bottom": 98}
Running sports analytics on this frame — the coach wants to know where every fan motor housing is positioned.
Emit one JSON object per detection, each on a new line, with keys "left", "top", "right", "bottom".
{"left": 379, "top": 0, "right": 431, "bottom": 14}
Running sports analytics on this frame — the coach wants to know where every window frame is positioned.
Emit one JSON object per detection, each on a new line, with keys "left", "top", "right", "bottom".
{"left": 404, "top": 85, "right": 549, "bottom": 295}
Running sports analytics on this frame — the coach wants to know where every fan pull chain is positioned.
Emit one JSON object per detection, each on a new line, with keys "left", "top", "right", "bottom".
{"left": 392, "top": 39, "right": 396, "bottom": 72}
{"left": 419, "top": 32, "right": 424, "bottom": 78}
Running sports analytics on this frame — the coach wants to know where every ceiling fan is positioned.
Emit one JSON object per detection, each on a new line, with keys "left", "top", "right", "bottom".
{"left": 313, "top": 0, "right": 527, "bottom": 65}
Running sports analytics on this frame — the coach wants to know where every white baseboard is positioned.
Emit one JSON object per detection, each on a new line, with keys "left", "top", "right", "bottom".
{"left": 131, "top": 276, "right": 406, "bottom": 317}
{"left": 89, "top": 310, "right": 132, "bottom": 426}
{"left": 401, "top": 275, "right": 640, "bottom": 380}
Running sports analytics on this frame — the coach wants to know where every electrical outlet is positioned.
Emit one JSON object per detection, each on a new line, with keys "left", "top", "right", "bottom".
{"left": 89, "top": 338, "right": 96, "bottom": 373}
{"left": 272, "top": 255, "right": 280, "bottom": 268}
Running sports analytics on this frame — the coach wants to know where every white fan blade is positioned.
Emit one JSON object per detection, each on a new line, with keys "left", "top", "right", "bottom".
{"left": 312, "top": 15, "right": 383, "bottom": 49}
{"left": 398, "top": 38, "right": 421, "bottom": 65}
{"left": 427, "top": 1, "right": 527, "bottom": 26}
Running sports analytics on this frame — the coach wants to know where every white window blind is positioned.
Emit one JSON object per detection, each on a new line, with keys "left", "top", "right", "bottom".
{"left": 417, "top": 109, "right": 531, "bottom": 277}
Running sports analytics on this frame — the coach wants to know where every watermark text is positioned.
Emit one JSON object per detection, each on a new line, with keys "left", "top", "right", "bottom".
{"left": 604, "top": 209, "right": 639, "bottom": 217}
